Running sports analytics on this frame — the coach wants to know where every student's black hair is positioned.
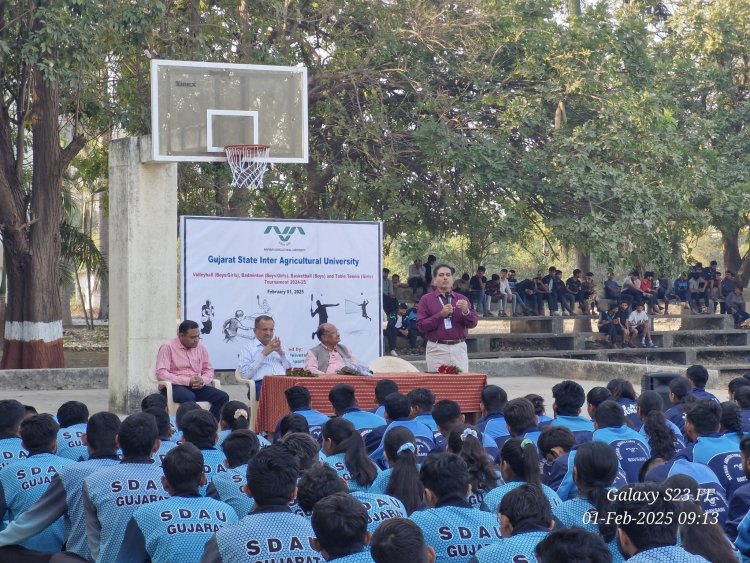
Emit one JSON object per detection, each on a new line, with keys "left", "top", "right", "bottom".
{"left": 311, "top": 493, "right": 369, "bottom": 558}
{"left": 371, "top": 518, "right": 431, "bottom": 563}
{"left": 729, "top": 377, "right": 750, "bottom": 396}
{"left": 247, "top": 444, "right": 299, "bottom": 506}
{"left": 573, "top": 441, "right": 618, "bottom": 542}
{"left": 375, "top": 379, "right": 399, "bottom": 405}
{"left": 285, "top": 386, "right": 312, "bottom": 410}
{"left": 296, "top": 462, "right": 348, "bottom": 512}
{"left": 499, "top": 483, "right": 552, "bottom": 528}
{"left": 613, "top": 482, "right": 679, "bottom": 550}
{"left": 594, "top": 400, "right": 625, "bottom": 428}
{"left": 163, "top": 442, "right": 205, "bottom": 495}
{"left": 118, "top": 412, "right": 159, "bottom": 458}
{"left": 637, "top": 391, "right": 676, "bottom": 461}
{"left": 178, "top": 319, "right": 199, "bottom": 333}
{"left": 736, "top": 386, "right": 750, "bottom": 409}
{"left": 480, "top": 385, "right": 508, "bottom": 413}
{"left": 143, "top": 407, "right": 171, "bottom": 439}
{"left": 720, "top": 401, "right": 744, "bottom": 441}
{"left": 383, "top": 426, "right": 423, "bottom": 514}
{"left": 281, "top": 432, "right": 320, "bottom": 473}
{"left": 744, "top": 371, "right": 750, "bottom": 384}
{"left": 24, "top": 405, "right": 37, "bottom": 416}
{"left": 419, "top": 453, "right": 469, "bottom": 501}
{"left": 503, "top": 398, "right": 537, "bottom": 435}
{"left": 0, "top": 399, "right": 26, "bottom": 434}
{"left": 638, "top": 456, "right": 667, "bottom": 482}
{"left": 220, "top": 401, "right": 250, "bottom": 431}
{"left": 431, "top": 400, "right": 462, "bottom": 431}
{"left": 669, "top": 377, "right": 694, "bottom": 402}
{"left": 525, "top": 394, "right": 546, "bottom": 416}
{"left": 447, "top": 425, "right": 497, "bottom": 494}
{"left": 664, "top": 474, "right": 737, "bottom": 562}
{"left": 84, "top": 412, "right": 121, "bottom": 453}
{"left": 684, "top": 399, "right": 721, "bottom": 435}
{"left": 322, "top": 417, "right": 378, "bottom": 487}
{"left": 432, "top": 263, "right": 454, "bottom": 277}
{"left": 175, "top": 401, "right": 202, "bottom": 430}
{"left": 222, "top": 429, "right": 261, "bottom": 468}
{"left": 606, "top": 378, "right": 637, "bottom": 401}
{"left": 140, "top": 393, "right": 168, "bottom": 411}
{"left": 500, "top": 437, "right": 541, "bottom": 487}
{"left": 56, "top": 401, "right": 89, "bottom": 428}
{"left": 535, "top": 528, "right": 613, "bottom": 563}
{"left": 20, "top": 414, "right": 59, "bottom": 453}
{"left": 586, "top": 386, "right": 612, "bottom": 409}
{"left": 407, "top": 388, "right": 435, "bottom": 413}
{"left": 180, "top": 409, "right": 218, "bottom": 449}
{"left": 384, "top": 393, "right": 411, "bottom": 420}
{"left": 740, "top": 434, "right": 750, "bottom": 458}
{"left": 686, "top": 364, "right": 709, "bottom": 388}
{"left": 537, "top": 426, "right": 577, "bottom": 457}
{"left": 328, "top": 384, "right": 357, "bottom": 412}
{"left": 552, "top": 380, "right": 586, "bottom": 415}
{"left": 279, "top": 413, "right": 310, "bottom": 437}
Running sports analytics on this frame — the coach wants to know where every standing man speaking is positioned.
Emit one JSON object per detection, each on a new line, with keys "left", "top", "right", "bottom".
{"left": 416, "top": 264, "right": 478, "bottom": 372}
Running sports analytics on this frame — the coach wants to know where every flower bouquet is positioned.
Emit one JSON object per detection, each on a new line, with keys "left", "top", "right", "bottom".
{"left": 285, "top": 367, "right": 318, "bottom": 377}
{"left": 437, "top": 364, "right": 462, "bottom": 375}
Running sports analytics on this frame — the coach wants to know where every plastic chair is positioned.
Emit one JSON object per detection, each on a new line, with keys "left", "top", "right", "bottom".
{"left": 153, "top": 376, "right": 222, "bottom": 417}
{"left": 234, "top": 369, "right": 259, "bottom": 432}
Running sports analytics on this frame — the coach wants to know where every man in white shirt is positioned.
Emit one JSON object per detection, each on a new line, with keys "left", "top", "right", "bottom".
{"left": 627, "top": 304, "right": 656, "bottom": 348}
{"left": 237, "top": 315, "right": 292, "bottom": 398}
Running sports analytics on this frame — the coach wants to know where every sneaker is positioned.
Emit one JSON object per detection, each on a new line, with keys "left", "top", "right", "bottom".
{"left": 483, "top": 312, "right": 493, "bottom": 317}
{"left": 623, "top": 342, "right": 633, "bottom": 348}
{"left": 648, "top": 341, "right": 657, "bottom": 348}
{"left": 389, "top": 350, "right": 398, "bottom": 357}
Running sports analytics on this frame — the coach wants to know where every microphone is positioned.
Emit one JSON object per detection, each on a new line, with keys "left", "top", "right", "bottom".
{"left": 444, "top": 292, "right": 452, "bottom": 304}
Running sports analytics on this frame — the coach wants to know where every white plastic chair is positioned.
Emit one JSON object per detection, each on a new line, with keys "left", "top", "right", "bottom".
{"left": 234, "top": 369, "right": 259, "bottom": 432}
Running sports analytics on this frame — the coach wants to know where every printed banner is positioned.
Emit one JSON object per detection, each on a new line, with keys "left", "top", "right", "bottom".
{"left": 181, "top": 217, "right": 383, "bottom": 371}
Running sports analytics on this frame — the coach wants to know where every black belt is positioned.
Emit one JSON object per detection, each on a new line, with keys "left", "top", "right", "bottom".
{"left": 429, "top": 339, "right": 465, "bottom": 345}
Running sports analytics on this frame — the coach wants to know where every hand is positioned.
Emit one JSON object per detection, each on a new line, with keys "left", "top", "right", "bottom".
{"left": 441, "top": 304, "right": 454, "bottom": 318}
{"left": 190, "top": 375, "right": 204, "bottom": 389}
{"left": 399, "top": 328, "right": 409, "bottom": 336}
{"left": 455, "top": 299, "right": 469, "bottom": 314}
{"left": 263, "top": 337, "right": 282, "bottom": 356}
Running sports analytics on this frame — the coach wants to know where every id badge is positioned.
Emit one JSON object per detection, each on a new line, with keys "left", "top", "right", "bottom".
{"left": 443, "top": 317, "right": 453, "bottom": 330}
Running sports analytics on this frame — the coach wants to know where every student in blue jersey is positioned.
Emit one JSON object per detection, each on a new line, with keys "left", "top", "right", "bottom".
{"left": 686, "top": 364, "right": 720, "bottom": 403}
{"left": 592, "top": 400, "right": 650, "bottom": 483}
{"left": 180, "top": 409, "right": 227, "bottom": 491}
{"left": 606, "top": 378, "right": 641, "bottom": 430}
{"left": 369, "top": 427, "right": 424, "bottom": 514}
{"left": 447, "top": 425, "right": 498, "bottom": 510}
{"left": 721, "top": 401, "right": 745, "bottom": 445}
{"left": 206, "top": 430, "right": 261, "bottom": 519}
{"left": 535, "top": 528, "right": 613, "bottom": 563}
{"left": 216, "top": 401, "right": 251, "bottom": 446}
{"left": 526, "top": 393, "right": 553, "bottom": 424}
{"left": 407, "top": 388, "right": 440, "bottom": 438}
{"left": 281, "top": 432, "right": 322, "bottom": 474}
{"left": 55, "top": 401, "right": 89, "bottom": 462}
{"left": 278, "top": 412, "right": 310, "bottom": 439}
{"left": 144, "top": 407, "right": 178, "bottom": 466}
{"left": 475, "top": 385, "right": 508, "bottom": 448}
{"left": 373, "top": 380, "right": 398, "bottom": 419}
{"left": 173, "top": 401, "right": 202, "bottom": 443}
{"left": 296, "top": 463, "right": 348, "bottom": 517}
{"left": 735, "top": 387, "right": 750, "bottom": 434}
{"left": 201, "top": 444, "right": 320, "bottom": 563}
{"left": 431, "top": 400, "right": 500, "bottom": 461}
{"left": 409, "top": 453, "right": 501, "bottom": 562}
{"left": 116, "top": 443, "right": 238, "bottom": 563}
{"left": 503, "top": 397, "right": 542, "bottom": 445}
{"left": 484, "top": 437, "right": 561, "bottom": 514}
{"left": 538, "top": 426, "right": 577, "bottom": 490}
{"left": 273, "top": 386, "right": 329, "bottom": 444}
{"left": 729, "top": 377, "right": 750, "bottom": 401}
{"left": 329, "top": 384, "right": 386, "bottom": 444}
{"left": 82, "top": 412, "right": 170, "bottom": 563}
{"left": 370, "top": 518, "right": 435, "bottom": 563}
{"left": 727, "top": 435, "right": 750, "bottom": 540}
{"left": 311, "top": 493, "right": 374, "bottom": 562}
{"left": 0, "top": 414, "right": 75, "bottom": 556}
{"left": 666, "top": 377, "right": 695, "bottom": 437}
{"left": 369, "top": 393, "right": 435, "bottom": 464}
{"left": 553, "top": 441, "right": 622, "bottom": 563}
{"left": 586, "top": 386, "right": 612, "bottom": 421}
{"left": 322, "top": 418, "right": 379, "bottom": 492}
{"left": 636, "top": 391, "right": 683, "bottom": 456}
{"left": 0, "top": 399, "right": 27, "bottom": 470}
{"left": 471, "top": 484, "right": 553, "bottom": 563}
{"left": 0, "top": 412, "right": 120, "bottom": 563}
{"left": 142, "top": 393, "right": 177, "bottom": 436}
{"left": 612, "top": 482, "right": 710, "bottom": 562}
{"left": 550, "top": 380, "right": 595, "bottom": 443}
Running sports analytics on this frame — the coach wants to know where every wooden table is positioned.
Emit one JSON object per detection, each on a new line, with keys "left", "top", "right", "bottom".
{"left": 255, "top": 372, "right": 487, "bottom": 433}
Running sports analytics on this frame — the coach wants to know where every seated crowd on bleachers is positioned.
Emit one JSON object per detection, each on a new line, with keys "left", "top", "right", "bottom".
{"left": 1, "top": 364, "right": 749, "bottom": 561}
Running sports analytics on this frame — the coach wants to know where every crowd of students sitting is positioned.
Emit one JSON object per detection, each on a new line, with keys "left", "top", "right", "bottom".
{"left": 0, "top": 364, "right": 747, "bottom": 562}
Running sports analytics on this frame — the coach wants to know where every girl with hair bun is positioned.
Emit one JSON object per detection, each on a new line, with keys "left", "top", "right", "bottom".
{"left": 217, "top": 401, "right": 266, "bottom": 446}
{"left": 447, "top": 424, "right": 499, "bottom": 509}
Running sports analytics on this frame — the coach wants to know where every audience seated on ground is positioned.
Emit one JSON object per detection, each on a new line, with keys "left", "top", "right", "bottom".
{"left": 720, "top": 400, "right": 744, "bottom": 445}
{"left": 547, "top": 380, "right": 594, "bottom": 443}
{"left": 368, "top": 392, "right": 435, "bottom": 464}
{"left": 322, "top": 418, "right": 380, "bottom": 493}
{"left": 217, "top": 400, "right": 252, "bottom": 446}
{"left": 686, "top": 364, "right": 720, "bottom": 403}
{"left": 636, "top": 390, "right": 684, "bottom": 456}
{"left": 606, "top": 378, "right": 641, "bottom": 430}
{"left": 373, "top": 379, "right": 398, "bottom": 419}
{"left": 55, "top": 401, "right": 89, "bottom": 462}
{"left": 525, "top": 393, "right": 552, "bottom": 424}
{"left": 447, "top": 425, "right": 498, "bottom": 510}
{"left": 666, "top": 376, "right": 695, "bottom": 437}
{"left": 143, "top": 406, "right": 178, "bottom": 466}
{"left": 180, "top": 409, "right": 227, "bottom": 494}
{"left": 537, "top": 425, "right": 577, "bottom": 490}
{"left": 535, "top": 527, "right": 612, "bottom": 563}
{"left": 205, "top": 429, "right": 261, "bottom": 519}
{"left": 310, "top": 493, "right": 373, "bottom": 562}
{"left": 592, "top": 400, "right": 650, "bottom": 483}
{"left": 328, "top": 384, "right": 386, "bottom": 440}
{"left": 370, "top": 518, "right": 435, "bottom": 563}
{"left": 407, "top": 387, "right": 440, "bottom": 437}
{"left": 369, "top": 427, "right": 424, "bottom": 514}
{"left": 0, "top": 399, "right": 28, "bottom": 470}
{"left": 431, "top": 400, "right": 499, "bottom": 461}
{"left": 476, "top": 385, "right": 509, "bottom": 448}
{"left": 273, "top": 385, "right": 329, "bottom": 444}
{"left": 502, "top": 398, "right": 542, "bottom": 447}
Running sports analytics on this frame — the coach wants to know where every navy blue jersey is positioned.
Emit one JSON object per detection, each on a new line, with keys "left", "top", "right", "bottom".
{"left": 476, "top": 413, "right": 509, "bottom": 450}
{"left": 728, "top": 482, "right": 750, "bottom": 540}
{"left": 692, "top": 433, "right": 746, "bottom": 497}
{"left": 665, "top": 404, "right": 688, "bottom": 437}
{"left": 548, "top": 415, "right": 594, "bottom": 444}
{"left": 414, "top": 413, "right": 440, "bottom": 439}
{"left": 617, "top": 398, "right": 642, "bottom": 430}
{"left": 691, "top": 387, "right": 720, "bottom": 403}
{"left": 0, "top": 436, "right": 27, "bottom": 470}
{"left": 207, "top": 464, "right": 252, "bottom": 519}
{"left": 626, "top": 545, "right": 709, "bottom": 562}
{"left": 323, "top": 453, "right": 380, "bottom": 493}
{"left": 409, "top": 503, "right": 502, "bottom": 562}
{"left": 56, "top": 422, "right": 89, "bottom": 461}
{"left": 471, "top": 530, "right": 549, "bottom": 563}
{"left": 342, "top": 409, "right": 386, "bottom": 443}
{"left": 483, "top": 482, "right": 561, "bottom": 514}
{"left": 554, "top": 448, "right": 628, "bottom": 502}
{"left": 274, "top": 408, "right": 330, "bottom": 444}
{"left": 350, "top": 491, "right": 407, "bottom": 533}
{"left": 553, "top": 497, "right": 624, "bottom": 563}
{"left": 592, "top": 426, "right": 650, "bottom": 483}
{"left": 370, "top": 419, "right": 436, "bottom": 465}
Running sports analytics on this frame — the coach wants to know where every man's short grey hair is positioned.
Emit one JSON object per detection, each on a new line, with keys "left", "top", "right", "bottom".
{"left": 254, "top": 315, "right": 274, "bottom": 328}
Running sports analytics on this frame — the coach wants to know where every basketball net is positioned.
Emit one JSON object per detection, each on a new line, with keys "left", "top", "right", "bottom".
{"left": 224, "top": 144, "right": 271, "bottom": 189}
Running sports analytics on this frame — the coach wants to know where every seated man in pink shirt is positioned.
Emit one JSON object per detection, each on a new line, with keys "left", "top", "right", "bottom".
{"left": 305, "top": 323, "right": 363, "bottom": 375}
{"left": 155, "top": 320, "right": 229, "bottom": 420}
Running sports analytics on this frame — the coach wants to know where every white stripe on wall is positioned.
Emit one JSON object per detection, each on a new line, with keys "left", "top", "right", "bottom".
{"left": 4, "top": 321, "right": 63, "bottom": 343}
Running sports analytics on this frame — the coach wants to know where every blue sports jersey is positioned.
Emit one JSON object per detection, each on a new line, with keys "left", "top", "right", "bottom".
{"left": 691, "top": 433, "right": 746, "bottom": 498}
{"left": 549, "top": 415, "right": 594, "bottom": 444}
{"left": 56, "top": 422, "right": 89, "bottom": 462}
{"left": 592, "top": 426, "right": 650, "bottom": 483}
{"left": 432, "top": 433, "right": 499, "bottom": 462}
{"left": 217, "top": 429, "right": 232, "bottom": 447}
{"left": 638, "top": 419, "right": 685, "bottom": 451}
{"left": 554, "top": 448, "right": 628, "bottom": 502}
{"left": 172, "top": 430, "right": 183, "bottom": 444}
{"left": 617, "top": 398, "right": 642, "bottom": 430}
{"left": 729, "top": 482, "right": 750, "bottom": 540}
{"left": 350, "top": 491, "right": 407, "bottom": 533}
{"left": 154, "top": 439, "right": 178, "bottom": 467}
{"left": 342, "top": 408, "right": 386, "bottom": 443}
{"left": 207, "top": 465, "right": 252, "bottom": 519}
{"left": 626, "top": 545, "right": 709, "bottom": 562}
{"left": 483, "top": 482, "right": 561, "bottom": 514}
{"left": 203, "top": 506, "right": 321, "bottom": 563}
{"left": 538, "top": 415, "right": 552, "bottom": 424}
{"left": 409, "top": 502, "right": 502, "bottom": 562}
{"left": 199, "top": 447, "right": 229, "bottom": 495}
{"left": 274, "top": 408, "right": 330, "bottom": 444}
{"left": 471, "top": 530, "right": 549, "bottom": 563}
{"left": 476, "top": 413, "right": 509, "bottom": 450}
{"left": 374, "top": 405, "right": 386, "bottom": 418}
{"left": 414, "top": 413, "right": 440, "bottom": 438}
{"left": 122, "top": 495, "right": 238, "bottom": 563}
{"left": 329, "top": 551, "right": 374, "bottom": 562}
{"left": 83, "top": 459, "right": 170, "bottom": 563}
{"left": 369, "top": 468, "right": 393, "bottom": 495}
{"left": 0, "top": 436, "right": 27, "bottom": 470}
{"left": 691, "top": 387, "right": 720, "bottom": 404}
{"left": 735, "top": 509, "right": 750, "bottom": 561}
{"left": 370, "top": 419, "right": 436, "bottom": 464}
{"left": 323, "top": 452, "right": 380, "bottom": 493}
{"left": 553, "top": 497, "right": 624, "bottom": 563}
{"left": 665, "top": 404, "right": 688, "bottom": 437}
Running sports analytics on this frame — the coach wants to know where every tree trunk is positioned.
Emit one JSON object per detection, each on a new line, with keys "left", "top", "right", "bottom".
{"left": 722, "top": 227, "right": 742, "bottom": 276}
{"left": 575, "top": 249, "right": 591, "bottom": 273}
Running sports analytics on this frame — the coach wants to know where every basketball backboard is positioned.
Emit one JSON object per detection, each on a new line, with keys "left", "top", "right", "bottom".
{"left": 150, "top": 60, "right": 308, "bottom": 163}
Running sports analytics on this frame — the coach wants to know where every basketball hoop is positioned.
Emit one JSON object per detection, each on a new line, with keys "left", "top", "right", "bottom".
{"left": 224, "top": 144, "right": 271, "bottom": 189}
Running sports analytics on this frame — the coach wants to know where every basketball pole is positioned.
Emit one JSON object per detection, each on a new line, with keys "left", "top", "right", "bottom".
{"left": 108, "top": 136, "right": 178, "bottom": 413}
